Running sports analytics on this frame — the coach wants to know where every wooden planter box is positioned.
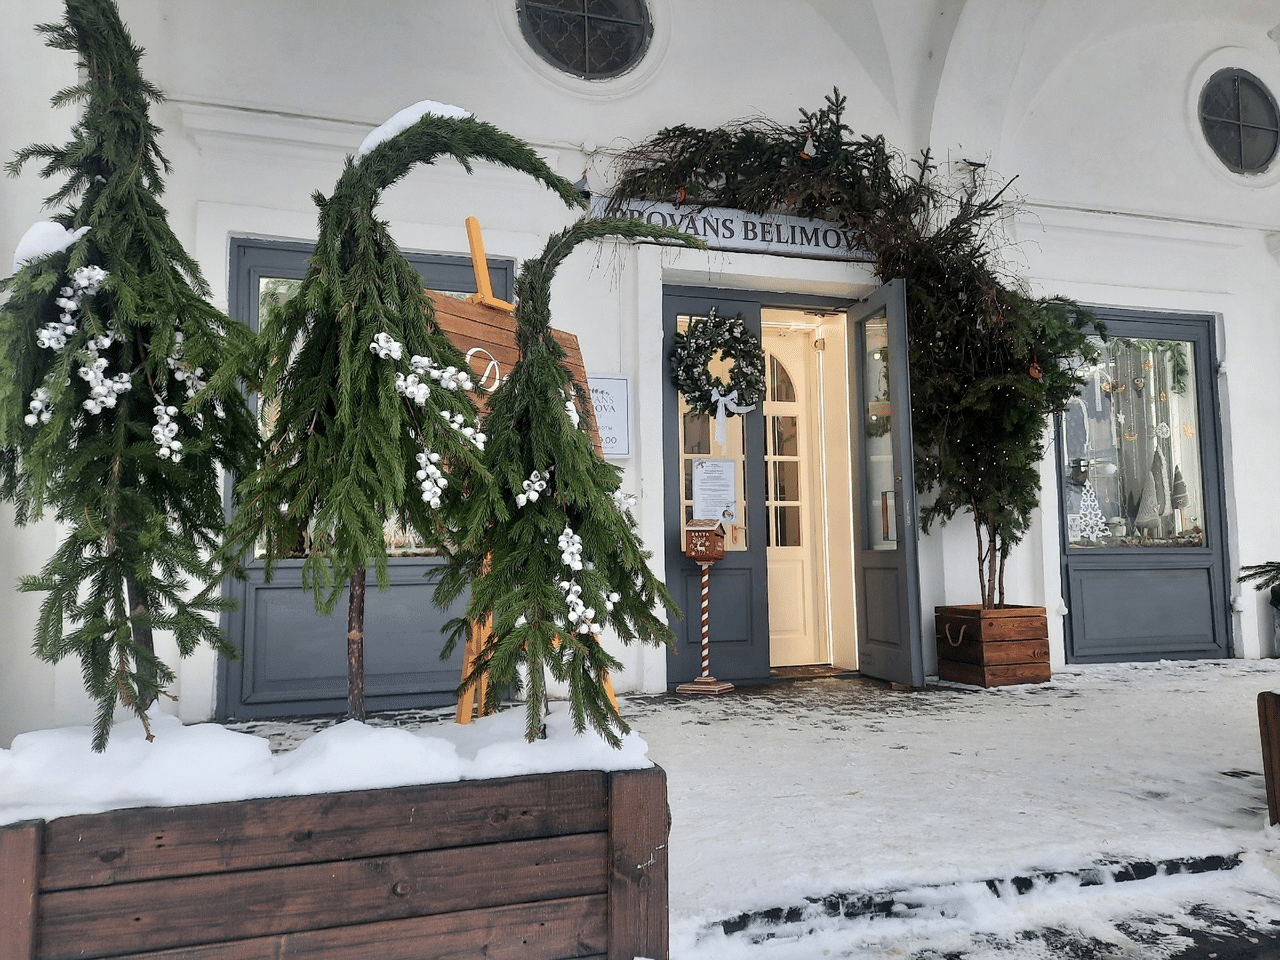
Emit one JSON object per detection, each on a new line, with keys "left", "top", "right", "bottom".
{"left": 0, "top": 766, "right": 668, "bottom": 960}
{"left": 935, "top": 604, "right": 1050, "bottom": 687}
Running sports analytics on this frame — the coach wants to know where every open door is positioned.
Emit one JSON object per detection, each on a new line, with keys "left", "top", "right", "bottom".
{"left": 849, "top": 280, "right": 925, "bottom": 686}
{"left": 663, "top": 290, "right": 771, "bottom": 686}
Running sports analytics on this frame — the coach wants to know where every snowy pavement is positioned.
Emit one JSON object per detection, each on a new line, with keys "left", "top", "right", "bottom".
{"left": 622, "top": 660, "right": 1280, "bottom": 958}
{"left": 218, "top": 659, "right": 1280, "bottom": 957}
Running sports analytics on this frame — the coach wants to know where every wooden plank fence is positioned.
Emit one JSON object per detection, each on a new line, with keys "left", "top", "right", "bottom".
{"left": 0, "top": 766, "right": 668, "bottom": 960}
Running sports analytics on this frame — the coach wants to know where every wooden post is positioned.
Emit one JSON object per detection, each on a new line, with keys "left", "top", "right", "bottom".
{"left": 676, "top": 562, "right": 733, "bottom": 694}
{"left": 0, "top": 821, "right": 42, "bottom": 960}
{"left": 608, "top": 767, "right": 669, "bottom": 960}
{"left": 1260, "top": 691, "right": 1280, "bottom": 826}
{"left": 464, "top": 217, "right": 516, "bottom": 313}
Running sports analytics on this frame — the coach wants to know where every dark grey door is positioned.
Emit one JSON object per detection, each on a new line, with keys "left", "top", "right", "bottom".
{"left": 217, "top": 238, "right": 513, "bottom": 720}
{"left": 663, "top": 290, "right": 771, "bottom": 686}
{"left": 849, "top": 280, "right": 925, "bottom": 686}
{"left": 1058, "top": 310, "right": 1230, "bottom": 661}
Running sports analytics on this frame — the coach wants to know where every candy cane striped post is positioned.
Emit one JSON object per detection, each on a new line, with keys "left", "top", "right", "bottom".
{"left": 676, "top": 561, "right": 734, "bottom": 694}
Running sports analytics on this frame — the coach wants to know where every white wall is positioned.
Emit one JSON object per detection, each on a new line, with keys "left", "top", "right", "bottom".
{"left": 4, "top": 0, "right": 1280, "bottom": 742}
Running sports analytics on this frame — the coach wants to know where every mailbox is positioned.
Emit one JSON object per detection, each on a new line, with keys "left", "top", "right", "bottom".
{"left": 684, "top": 519, "right": 726, "bottom": 563}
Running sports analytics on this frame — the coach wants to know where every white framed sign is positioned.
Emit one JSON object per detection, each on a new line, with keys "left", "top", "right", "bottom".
{"left": 588, "top": 374, "right": 631, "bottom": 458}
{"left": 691, "top": 458, "right": 738, "bottom": 523}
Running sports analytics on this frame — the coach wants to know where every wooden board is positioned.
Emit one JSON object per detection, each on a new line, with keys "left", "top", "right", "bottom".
{"left": 937, "top": 660, "right": 1052, "bottom": 687}
{"left": 91, "top": 896, "right": 607, "bottom": 960}
{"left": 427, "top": 291, "right": 602, "bottom": 454}
{"left": 936, "top": 637, "right": 1050, "bottom": 667}
{"left": 1261, "top": 692, "right": 1280, "bottom": 827}
{"left": 39, "top": 772, "right": 608, "bottom": 890}
{"left": 607, "top": 768, "right": 669, "bottom": 960}
{"left": 0, "top": 822, "right": 40, "bottom": 960}
{"left": 935, "top": 605, "right": 1048, "bottom": 644}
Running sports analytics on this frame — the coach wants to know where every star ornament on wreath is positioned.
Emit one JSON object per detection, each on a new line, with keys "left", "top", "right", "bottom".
{"left": 669, "top": 307, "right": 766, "bottom": 446}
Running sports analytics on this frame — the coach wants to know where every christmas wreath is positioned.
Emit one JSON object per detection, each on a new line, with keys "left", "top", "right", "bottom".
{"left": 669, "top": 307, "right": 766, "bottom": 420}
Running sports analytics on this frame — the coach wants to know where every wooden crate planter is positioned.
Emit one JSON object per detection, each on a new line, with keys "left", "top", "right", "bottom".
{"left": 0, "top": 766, "right": 668, "bottom": 960}
{"left": 935, "top": 604, "right": 1050, "bottom": 688}
{"left": 1261, "top": 691, "right": 1280, "bottom": 827}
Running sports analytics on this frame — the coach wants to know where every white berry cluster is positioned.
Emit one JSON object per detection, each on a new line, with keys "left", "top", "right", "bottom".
{"left": 24, "top": 387, "right": 53, "bottom": 426}
{"left": 36, "top": 265, "right": 107, "bottom": 350}
{"left": 515, "top": 469, "right": 549, "bottom": 507}
{"left": 415, "top": 449, "right": 447, "bottom": 508}
{"left": 611, "top": 489, "right": 637, "bottom": 509}
{"left": 558, "top": 525, "right": 584, "bottom": 570}
{"left": 369, "top": 332, "right": 403, "bottom": 360}
{"left": 166, "top": 332, "right": 211, "bottom": 404}
{"left": 558, "top": 579, "right": 601, "bottom": 635}
{"left": 439, "top": 409, "right": 486, "bottom": 450}
{"left": 395, "top": 354, "right": 475, "bottom": 405}
{"left": 79, "top": 332, "right": 132, "bottom": 415}
{"left": 152, "top": 402, "right": 183, "bottom": 461}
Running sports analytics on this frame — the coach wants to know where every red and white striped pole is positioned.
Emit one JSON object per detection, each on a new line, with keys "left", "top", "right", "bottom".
{"left": 676, "top": 561, "right": 734, "bottom": 694}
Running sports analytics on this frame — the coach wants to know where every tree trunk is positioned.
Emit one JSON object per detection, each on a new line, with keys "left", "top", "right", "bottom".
{"left": 347, "top": 566, "right": 366, "bottom": 721}
{"left": 125, "top": 573, "right": 158, "bottom": 708}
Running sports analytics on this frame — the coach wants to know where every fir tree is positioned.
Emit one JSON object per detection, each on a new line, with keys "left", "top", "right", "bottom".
{"left": 609, "top": 90, "right": 1102, "bottom": 608}
{"left": 435, "top": 217, "right": 703, "bottom": 745}
{"left": 0, "top": 0, "right": 259, "bottom": 749}
{"left": 217, "top": 106, "right": 586, "bottom": 721}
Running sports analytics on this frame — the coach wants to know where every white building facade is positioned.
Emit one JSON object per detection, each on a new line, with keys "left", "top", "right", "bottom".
{"left": 2, "top": 0, "right": 1279, "bottom": 745}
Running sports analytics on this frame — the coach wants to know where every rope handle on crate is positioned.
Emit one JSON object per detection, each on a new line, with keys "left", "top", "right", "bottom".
{"left": 944, "top": 623, "right": 968, "bottom": 647}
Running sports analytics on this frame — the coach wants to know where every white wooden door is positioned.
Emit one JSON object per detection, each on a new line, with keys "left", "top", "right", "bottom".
{"left": 762, "top": 325, "right": 827, "bottom": 666}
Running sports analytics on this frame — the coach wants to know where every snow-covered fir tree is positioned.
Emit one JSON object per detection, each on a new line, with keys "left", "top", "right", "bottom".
{"left": 0, "top": 0, "right": 258, "bottom": 749}
{"left": 218, "top": 103, "right": 585, "bottom": 721}
{"left": 435, "top": 217, "right": 702, "bottom": 745}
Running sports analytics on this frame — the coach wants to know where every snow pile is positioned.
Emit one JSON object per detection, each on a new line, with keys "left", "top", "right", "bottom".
{"left": 12, "top": 221, "right": 89, "bottom": 272}
{"left": 0, "top": 702, "right": 649, "bottom": 825}
{"left": 355, "top": 99, "right": 473, "bottom": 158}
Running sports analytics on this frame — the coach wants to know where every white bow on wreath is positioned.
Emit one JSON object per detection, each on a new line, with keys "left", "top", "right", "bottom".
{"left": 709, "top": 386, "right": 755, "bottom": 447}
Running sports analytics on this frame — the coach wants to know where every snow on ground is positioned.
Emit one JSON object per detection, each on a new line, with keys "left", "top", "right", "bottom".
{"left": 2, "top": 658, "right": 1278, "bottom": 957}
{"left": 620, "top": 660, "right": 1280, "bottom": 958}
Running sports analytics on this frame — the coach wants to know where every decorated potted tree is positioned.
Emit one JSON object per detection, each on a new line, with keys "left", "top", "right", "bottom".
{"left": 609, "top": 90, "right": 1102, "bottom": 686}
{"left": 0, "top": 4, "right": 675, "bottom": 959}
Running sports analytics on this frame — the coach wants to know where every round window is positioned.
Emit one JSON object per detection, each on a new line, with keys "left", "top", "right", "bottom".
{"left": 517, "top": 0, "right": 652, "bottom": 80}
{"left": 1199, "top": 68, "right": 1280, "bottom": 174}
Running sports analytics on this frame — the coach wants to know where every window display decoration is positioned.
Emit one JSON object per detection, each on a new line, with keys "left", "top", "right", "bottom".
{"left": 1076, "top": 481, "right": 1111, "bottom": 542}
{"left": 669, "top": 307, "right": 765, "bottom": 444}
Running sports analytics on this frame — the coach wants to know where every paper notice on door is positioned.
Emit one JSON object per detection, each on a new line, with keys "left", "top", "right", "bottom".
{"left": 692, "top": 458, "right": 738, "bottom": 523}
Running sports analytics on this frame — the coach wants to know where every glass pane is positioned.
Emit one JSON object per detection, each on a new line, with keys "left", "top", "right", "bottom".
{"left": 1203, "top": 118, "right": 1243, "bottom": 169}
{"left": 863, "top": 316, "right": 896, "bottom": 549}
{"left": 1202, "top": 76, "right": 1240, "bottom": 122}
{"left": 774, "top": 506, "right": 802, "bottom": 547}
{"left": 1242, "top": 126, "right": 1279, "bottom": 171}
{"left": 771, "top": 415, "right": 798, "bottom": 456}
{"left": 683, "top": 411, "right": 711, "bottom": 454}
{"left": 1239, "top": 78, "right": 1278, "bottom": 128}
{"left": 1062, "top": 336, "right": 1205, "bottom": 549}
{"left": 773, "top": 461, "right": 800, "bottom": 501}
{"left": 770, "top": 354, "right": 796, "bottom": 402}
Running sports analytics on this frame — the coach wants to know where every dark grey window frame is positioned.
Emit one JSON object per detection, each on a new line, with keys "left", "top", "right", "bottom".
{"left": 517, "top": 0, "right": 653, "bottom": 80}
{"left": 216, "top": 237, "right": 514, "bottom": 721}
{"left": 1199, "top": 67, "right": 1280, "bottom": 174}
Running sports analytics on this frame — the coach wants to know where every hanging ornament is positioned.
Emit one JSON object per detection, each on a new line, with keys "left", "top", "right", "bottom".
{"left": 675, "top": 185, "right": 687, "bottom": 205}
{"left": 800, "top": 132, "right": 817, "bottom": 160}
{"left": 1101, "top": 380, "right": 1112, "bottom": 393}
{"left": 1160, "top": 390, "right": 1167, "bottom": 403}
{"left": 1077, "top": 481, "right": 1111, "bottom": 541}
{"left": 1182, "top": 423, "right": 1196, "bottom": 438}
{"left": 1123, "top": 428, "right": 1138, "bottom": 442}
{"left": 1029, "top": 352, "right": 1043, "bottom": 382}
{"left": 1132, "top": 376, "right": 1144, "bottom": 394}
{"left": 1155, "top": 422, "right": 1170, "bottom": 439}
{"left": 1144, "top": 358, "right": 1153, "bottom": 372}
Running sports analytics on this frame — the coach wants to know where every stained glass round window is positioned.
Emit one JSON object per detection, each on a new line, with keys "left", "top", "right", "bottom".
{"left": 1199, "top": 68, "right": 1280, "bottom": 174}
{"left": 517, "top": 1, "right": 652, "bottom": 80}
